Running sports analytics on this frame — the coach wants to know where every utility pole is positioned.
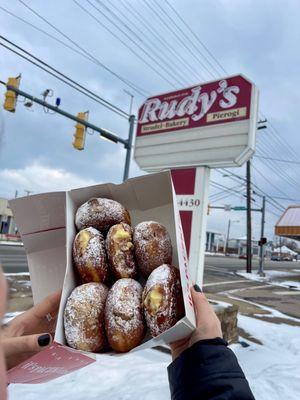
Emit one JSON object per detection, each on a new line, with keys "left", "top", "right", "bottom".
{"left": 246, "top": 160, "right": 252, "bottom": 273}
{"left": 225, "top": 219, "right": 231, "bottom": 255}
{"left": 123, "top": 115, "right": 135, "bottom": 182}
{"left": 258, "top": 196, "right": 266, "bottom": 275}
{"left": 279, "top": 236, "right": 282, "bottom": 260}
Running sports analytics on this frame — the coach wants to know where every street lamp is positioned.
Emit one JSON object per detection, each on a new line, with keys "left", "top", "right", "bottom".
{"left": 224, "top": 219, "right": 240, "bottom": 255}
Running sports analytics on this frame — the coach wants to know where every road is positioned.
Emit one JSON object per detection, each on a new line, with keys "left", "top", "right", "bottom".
{"left": 1, "top": 245, "right": 300, "bottom": 320}
{"left": 205, "top": 255, "right": 298, "bottom": 273}
{"left": 204, "top": 255, "right": 300, "bottom": 319}
{"left": 0, "top": 242, "right": 28, "bottom": 273}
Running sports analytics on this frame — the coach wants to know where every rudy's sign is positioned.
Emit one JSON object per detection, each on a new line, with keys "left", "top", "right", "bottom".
{"left": 134, "top": 75, "right": 259, "bottom": 171}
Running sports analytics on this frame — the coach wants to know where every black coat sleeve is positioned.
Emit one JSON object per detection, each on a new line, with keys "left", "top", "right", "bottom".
{"left": 168, "top": 338, "right": 255, "bottom": 400}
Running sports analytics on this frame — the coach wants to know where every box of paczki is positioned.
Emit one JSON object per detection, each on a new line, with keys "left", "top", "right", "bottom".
{"left": 7, "top": 171, "right": 196, "bottom": 384}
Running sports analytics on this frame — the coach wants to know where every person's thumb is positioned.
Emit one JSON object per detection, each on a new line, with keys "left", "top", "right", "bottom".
{"left": 3, "top": 333, "right": 52, "bottom": 357}
{"left": 191, "top": 285, "right": 212, "bottom": 322}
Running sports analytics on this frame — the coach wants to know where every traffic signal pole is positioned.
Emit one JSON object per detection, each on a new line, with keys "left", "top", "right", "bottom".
{"left": 2, "top": 82, "right": 134, "bottom": 181}
{"left": 5, "top": 84, "right": 128, "bottom": 146}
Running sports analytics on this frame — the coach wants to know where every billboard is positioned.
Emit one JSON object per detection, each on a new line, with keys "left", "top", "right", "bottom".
{"left": 134, "top": 75, "right": 259, "bottom": 171}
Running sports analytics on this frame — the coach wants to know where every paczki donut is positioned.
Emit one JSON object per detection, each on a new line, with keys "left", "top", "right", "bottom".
{"left": 64, "top": 282, "right": 108, "bottom": 352}
{"left": 106, "top": 223, "right": 137, "bottom": 279}
{"left": 75, "top": 197, "right": 131, "bottom": 232}
{"left": 133, "top": 221, "right": 172, "bottom": 277}
{"left": 73, "top": 227, "right": 109, "bottom": 283}
{"left": 105, "top": 278, "right": 145, "bottom": 352}
{"left": 143, "top": 264, "right": 184, "bottom": 337}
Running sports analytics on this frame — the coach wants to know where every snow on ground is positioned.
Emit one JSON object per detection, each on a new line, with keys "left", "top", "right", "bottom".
{"left": 8, "top": 310, "right": 300, "bottom": 400}
{"left": 237, "top": 270, "right": 300, "bottom": 290}
{"left": 8, "top": 349, "right": 171, "bottom": 400}
{"left": 233, "top": 315, "right": 300, "bottom": 400}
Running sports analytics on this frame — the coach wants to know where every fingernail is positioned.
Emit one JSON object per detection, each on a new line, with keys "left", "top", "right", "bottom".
{"left": 38, "top": 334, "right": 51, "bottom": 347}
{"left": 194, "top": 284, "right": 202, "bottom": 292}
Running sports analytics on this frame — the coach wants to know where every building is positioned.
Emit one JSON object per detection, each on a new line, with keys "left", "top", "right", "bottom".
{"left": 0, "top": 198, "right": 19, "bottom": 241}
{"left": 275, "top": 205, "right": 300, "bottom": 240}
{"left": 206, "top": 230, "right": 225, "bottom": 252}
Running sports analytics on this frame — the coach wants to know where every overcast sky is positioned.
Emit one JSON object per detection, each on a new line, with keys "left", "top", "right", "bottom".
{"left": 1, "top": 0, "right": 300, "bottom": 241}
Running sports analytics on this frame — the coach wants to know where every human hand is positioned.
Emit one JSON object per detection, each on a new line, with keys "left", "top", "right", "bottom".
{"left": 170, "top": 285, "right": 222, "bottom": 360}
{"left": 1, "top": 289, "right": 61, "bottom": 369}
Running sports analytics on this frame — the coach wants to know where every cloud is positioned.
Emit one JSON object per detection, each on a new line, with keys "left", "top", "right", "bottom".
{"left": 0, "top": 161, "right": 97, "bottom": 198}
{"left": 0, "top": 0, "right": 298, "bottom": 241}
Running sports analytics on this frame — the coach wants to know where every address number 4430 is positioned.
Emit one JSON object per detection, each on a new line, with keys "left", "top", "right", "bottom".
{"left": 177, "top": 197, "right": 201, "bottom": 208}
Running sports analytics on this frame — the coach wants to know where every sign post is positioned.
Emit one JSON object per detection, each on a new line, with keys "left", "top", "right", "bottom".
{"left": 171, "top": 167, "right": 210, "bottom": 286}
{"left": 134, "top": 75, "right": 259, "bottom": 285}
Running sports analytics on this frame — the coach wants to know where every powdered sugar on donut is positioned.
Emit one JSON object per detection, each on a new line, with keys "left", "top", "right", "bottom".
{"left": 64, "top": 283, "right": 108, "bottom": 352}
{"left": 73, "top": 227, "right": 108, "bottom": 283}
{"left": 143, "top": 264, "right": 181, "bottom": 337}
{"left": 105, "top": 279, "right": 145, "bottom": 352}
{"left": 133, "top": 221, "right": 172, "bottom": 277}
{"left": 75, "top": 198, "right": 131, "bottom": 232}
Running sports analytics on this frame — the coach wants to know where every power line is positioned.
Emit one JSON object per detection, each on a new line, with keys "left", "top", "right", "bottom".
{"left": 210, "top": 183, "right": 245, "bottom": 200}
{"left": 256, "top": 129, "right": 299, "bottom": 165}
{"left": 251, "top": 163, "right": 296, "bottom": 201}
{"left": 256, "top": 139, "right": 300, "bottom": 189}
{"left": 164, "top": 0, "right": 228, "bottom": 76}
{"left": 9, "top": 0, "right": 300, "bottom": 176}
{"left": 271, "top": 195, "right": 300, "bottom": 202}
{"left": 150, "top": 0, "right": 299, "bottom": 171}
{"left": 218, "top": 168, "right": 286, "bottom": 213}
{"left": 117, "top": 0, "right": 200, "bottom": 83}
{"left": 0, "top": 5, "right": 94, "bottom": 59}
{"left": 143, "top": 0, "right": 213, "bottom": 80}
{"left": 256, "top": 141, "right": 300, "bottom": 192}
{"left": 255, "top": 156, "right": 300, "bottom": 193}
{"left": 255, "top": 155, "right": 300, "bottom": 165}
{"left": 14, "top": 0, "right": 148, "bottom": 97}
{"left": 92, "top": 0, "right": 190, "bottom": 86}
{"left": 153, "top": 0, "right": 221, "bottom": 78}
{"left": 159, "top": 1, "right": 299, "bottom": 169}
{"left": 259, "top": 112, "right": 300, "bottom": 162}
{"left": 210, "top": 180, "right": 247, "bottom": 198}
{"left": 74, "top": 0, "right": 179, "bottom": 88}
{"left": 0, "top": 38, "right": 129, "bottom": 119}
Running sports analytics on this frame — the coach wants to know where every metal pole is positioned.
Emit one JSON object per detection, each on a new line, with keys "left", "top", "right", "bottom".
{"left": 279, "top": 236, "right": 282, "bottom": 260}
{"left": 6, "top": 85, "right": 128, "bottom": 146}
{"left": 246, "top": 160, "right": 252, "bottom": 273}
{"left": 225, "top": 219, "right": 231, "bottom": 256}
{"left": 258, "top": 196, "right": 266, "bottom": 275}
{"left": 123, "top": 114, "right": 135, "bottom": 182}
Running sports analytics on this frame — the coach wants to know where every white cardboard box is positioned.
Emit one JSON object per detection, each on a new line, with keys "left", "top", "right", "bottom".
{"left": 8, "top": 171, "right": 195, "bottom": 383}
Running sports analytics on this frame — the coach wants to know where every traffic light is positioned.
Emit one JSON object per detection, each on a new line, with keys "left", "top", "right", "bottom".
{"left": 72, "top": 112, "right": 88, "bottom": 150}
{"left": 258, "top": 237, "right": 267, "bottom": 246}
{"left": 3, "top": 75, "right": 21, "bottom": 112}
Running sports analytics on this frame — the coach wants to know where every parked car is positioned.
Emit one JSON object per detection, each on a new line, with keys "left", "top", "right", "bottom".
{"left": 239, "top": 254, "right": 247, "bottom": 259}
{"left": 271, "top": 255, "right": 281, "bottom": 261}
